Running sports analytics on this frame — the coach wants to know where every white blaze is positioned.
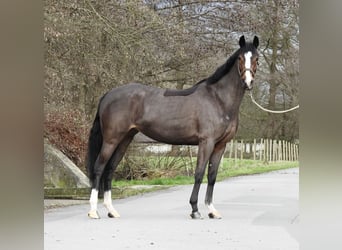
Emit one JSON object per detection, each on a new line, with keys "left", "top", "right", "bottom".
{"left": 244, "top": 51, "right": 253, "bottom": 89}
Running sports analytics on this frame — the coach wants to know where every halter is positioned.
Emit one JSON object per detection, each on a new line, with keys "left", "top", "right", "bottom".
{"left": 239, "top": 68, "right": 255, "bottom": 77}
{"left": 238, "top": 64, "right": 256, "bottom": 90}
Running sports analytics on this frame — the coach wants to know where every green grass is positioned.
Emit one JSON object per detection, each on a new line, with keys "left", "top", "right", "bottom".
{"left": 112, "top": 158, "right": 298, "bottom": 187}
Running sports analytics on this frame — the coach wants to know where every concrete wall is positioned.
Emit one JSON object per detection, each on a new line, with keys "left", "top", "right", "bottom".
{"left": 44, "top": 141, "right": 90, "bottom": 189}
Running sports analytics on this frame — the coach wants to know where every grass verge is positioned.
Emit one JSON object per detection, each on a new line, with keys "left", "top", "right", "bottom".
{"left": 112, "top": 158, "right": 298, "bottom": 187}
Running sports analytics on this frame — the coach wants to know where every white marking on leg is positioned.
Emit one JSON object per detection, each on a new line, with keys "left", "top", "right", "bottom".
{"left": 208, "top": 203, "right": 217, "bottom": 213}
{"left": 207, "top": 203, "right": 222, "bottom": 219}
{"left": 103, "top": 190, "right": 112, "bottom": 207}
{"left": 88, "top": 189, "right": 100, "bottom": 218}
{"left": 244, "top": 51, "right": 253, "bottom": 89}
{"left": 89, "top": 189, "right": 98, "bottom": 211}
{"left": 103, "top": 190, "right": 120, "bottom": 218}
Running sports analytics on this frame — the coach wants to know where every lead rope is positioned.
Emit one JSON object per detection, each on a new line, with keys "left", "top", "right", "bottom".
{"left": 248, "top": 92, "right": 299, "bottom": 114}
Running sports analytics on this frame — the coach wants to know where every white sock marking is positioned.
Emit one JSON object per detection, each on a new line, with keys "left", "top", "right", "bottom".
{"left": 208, "top": 203, "right": 217, "bottom": 213}
{"left": 103, "top": 190, "right": 112, "bottom": 207}
{"left": 89, "top": 189, "right": 98, "bottom": 212}
{"left": 103, "top": 190, "right": 120, "bottom": 217}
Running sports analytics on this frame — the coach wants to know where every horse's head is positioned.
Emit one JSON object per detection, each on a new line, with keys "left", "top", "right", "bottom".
{"left": 237, "top": 35, "right": 259, "bottom": 90}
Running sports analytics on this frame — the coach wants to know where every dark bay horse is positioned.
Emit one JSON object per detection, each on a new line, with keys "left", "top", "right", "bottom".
{"left": 87, "top": 35, "right": 259, "bottom": 219}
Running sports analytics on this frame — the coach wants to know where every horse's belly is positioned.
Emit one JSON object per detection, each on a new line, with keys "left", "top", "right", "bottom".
{"left": 137, "top": 124, "right": 199, "bottom": 145}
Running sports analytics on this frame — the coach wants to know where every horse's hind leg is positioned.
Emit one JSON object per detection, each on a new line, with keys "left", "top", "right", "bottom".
{"left": 205, "top": 144, "right": 226, "bottom": 219}
{"left": 102, "top": 129, "right": 138, "bottom": 218}
{"left": 88, "top": 140, "right": 119, "bottom": 219}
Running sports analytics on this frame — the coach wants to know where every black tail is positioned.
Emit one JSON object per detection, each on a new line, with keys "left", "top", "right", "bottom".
{"left": 86, "top": 97, "right": 104, "bottom": 188}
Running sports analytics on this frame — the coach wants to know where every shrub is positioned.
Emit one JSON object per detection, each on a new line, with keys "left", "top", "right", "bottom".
{"left": 44, "top": 108, "right": 89, "bottom": 174}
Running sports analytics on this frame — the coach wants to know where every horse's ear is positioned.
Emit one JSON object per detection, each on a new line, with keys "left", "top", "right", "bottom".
{"left": 253, "top": 36, "right": 259, "bottom": 48}
{"left": 239, "top": 35, "right": 246, "bottom": 48}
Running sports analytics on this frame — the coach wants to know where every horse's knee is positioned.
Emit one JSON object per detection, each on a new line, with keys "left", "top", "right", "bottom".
{"left": 194, "top": 171, "right": 205, "bottom": 184}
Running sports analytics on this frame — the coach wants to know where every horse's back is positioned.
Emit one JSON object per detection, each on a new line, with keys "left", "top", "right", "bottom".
{"left": 100, "top": 83, "right": 158, "bottom": 110}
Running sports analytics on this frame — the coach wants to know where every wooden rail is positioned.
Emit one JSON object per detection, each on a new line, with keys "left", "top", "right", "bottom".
{"left": 225, "top": 139, "right": 299, "bottom": 162}
{"left": 130, "top": 138, "right": 299, "bottom": 163}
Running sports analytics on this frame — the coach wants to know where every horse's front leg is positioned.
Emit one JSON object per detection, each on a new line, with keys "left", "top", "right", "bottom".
{"left": 189, "top": 139, "right": 215, "bottom": 219}
{"left": 205, "top": 144, "right": 226, "bottom": 219}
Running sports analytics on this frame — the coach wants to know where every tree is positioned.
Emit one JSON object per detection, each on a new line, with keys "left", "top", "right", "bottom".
{"left": 250, "top": 0, "right": 299, "bottom": 140}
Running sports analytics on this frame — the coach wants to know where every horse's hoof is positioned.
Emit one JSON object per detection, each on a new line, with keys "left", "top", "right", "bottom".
{"left": 208, "top": 212, "right": 222, "bottom": 219}
{"left": 88, "top": 210, "right": 100, "bottom": 219}
{"left": 108, "top": 211, "right": 120, "bottom": 218}
{"left": 190, "top": 211, "right": 203, "bottom": 219}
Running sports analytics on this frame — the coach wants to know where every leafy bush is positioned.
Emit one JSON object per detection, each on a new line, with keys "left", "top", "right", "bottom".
{"left": 44, "top": 108, "right": 89, "bottom": 174}
{"left": 115, "top": 146, "right": 195, "bottom": 181}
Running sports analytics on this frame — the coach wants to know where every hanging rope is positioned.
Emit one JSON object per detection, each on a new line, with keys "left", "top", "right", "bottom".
{"left": 248, "top": 92, "right": 299, "bottom": 114}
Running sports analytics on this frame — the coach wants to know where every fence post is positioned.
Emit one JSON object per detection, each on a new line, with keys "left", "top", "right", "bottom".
{"left": 268, "top": 139, "right": 271, "bottom": 162}
{"left": 188, "top": 146, "right": 193, "bottom": 175}
{"left": 240, "top": 139, "right": 244, "bottom": 160}
{"left": 292, "top": 143, "right": 295, "bottom": 161}
{"left": 289, "top": 142, "right": 291, "bottom": 161}
{"left": 270, "top": 139, "right": 273, "bottom": 162}
{"left": 259, "top": 138, "right": 263, "bottom": 161}
{"left": 272, "top": 140, "right": 276, "bottom": 162}
{"left": 265, "top": 139, "right": 268, "bottom": 162}
{"left": 234, "top": 139, "right": 238, "bottom": 163}
{"left": 229, "top": 140, "right": 233, "bottom": 159}
{"left": 269, "top": 139, "right": 272, "bottom": 162}
{"left": 296, "top": 144, "right": 299, "bottom": 161}
{"left": 263, "top": 139, "right": 266, "bottom": 162}
{"left": 253, "top": 139, "right": 256, "bottom": 160}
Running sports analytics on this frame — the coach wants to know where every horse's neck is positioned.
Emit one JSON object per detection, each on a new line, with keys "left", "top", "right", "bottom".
{"left": 210, "top": 67, "right": 245, "bottom": 117}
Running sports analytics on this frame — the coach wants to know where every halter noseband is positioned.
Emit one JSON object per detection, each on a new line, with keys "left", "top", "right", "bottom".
{"left": 238, "top": 67, "right": 256, "bottom": 77}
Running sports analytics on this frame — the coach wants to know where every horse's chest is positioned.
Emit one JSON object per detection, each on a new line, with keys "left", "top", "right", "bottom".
{"left": 219, "top": 118, "right": 238, "bottom": 143}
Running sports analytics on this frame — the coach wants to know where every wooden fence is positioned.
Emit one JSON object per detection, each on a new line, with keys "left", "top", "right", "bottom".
{"left": 225, "top": 138, "right": 299, "bottom": 162}
{"left": 131, "top": 138, "right": 299, "bottom": 162}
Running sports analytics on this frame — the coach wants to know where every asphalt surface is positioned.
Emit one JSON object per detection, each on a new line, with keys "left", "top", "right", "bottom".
{"left": 44, "top": 168, "right": 299, "bottom": 250}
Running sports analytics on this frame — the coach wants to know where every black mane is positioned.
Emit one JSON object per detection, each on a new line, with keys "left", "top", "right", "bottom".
{"left": 163, "top": 79, "right": 206, "bottom": 96}
{"left": 164, "top": 42, "right": 257, "bottom": 97}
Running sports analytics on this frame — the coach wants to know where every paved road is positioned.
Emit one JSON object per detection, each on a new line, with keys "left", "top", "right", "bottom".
{"left": 44, "top": 168, "right": 299, "bottom": 250}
